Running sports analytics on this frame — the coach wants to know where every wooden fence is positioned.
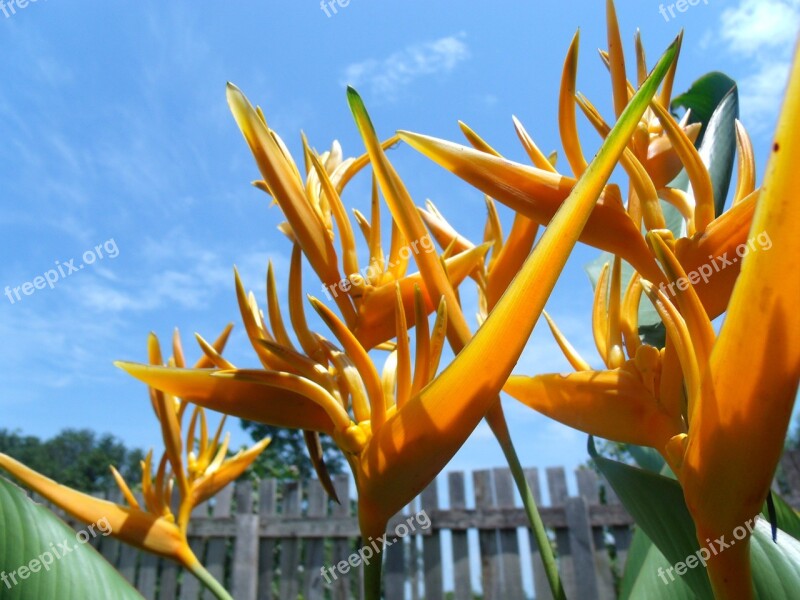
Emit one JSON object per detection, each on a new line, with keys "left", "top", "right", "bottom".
{"left": 37, "top": 450, "right": 800, "bottom": 600}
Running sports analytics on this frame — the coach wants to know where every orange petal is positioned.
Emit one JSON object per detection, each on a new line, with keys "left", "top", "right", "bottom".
{"left": 397, "top": 131, "right": 664, "bottom": 284}
{"left": 353, "top": 244, "right": 489, "bottom": 350}
{"left": 116, "top": 363, "right": 336, "bottom": 434}
{"left": 504, "top": 370, "right": 680, "bottom": 448}
{"left": 733, "top": 120, "right": 756, "bottom": 205}
{"left": 683, "top": 44, "right": 800, "bottom": 566}
{"left": 606, "top": 0, "right": 630, "bottom": 118}
{"left": 512, "top": 115, "right": 558, "bottom": 172}
{"left": 673, "top": 191, "right": 758, "bottom": 319}
{"left": 559, "top": 30, "right": 588, "bottom": 176}
{"left": 226, "top": 84, "right": 341, "bottom": 289}
{"left": 0, "top": 453, "right": 195, "bottom": 567}
{"left": 192, "top": 437, "right": 271, "bottom": 506}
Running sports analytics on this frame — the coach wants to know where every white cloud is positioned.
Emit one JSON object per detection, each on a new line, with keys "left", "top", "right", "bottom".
{"left": 719, "top": 0, "right": 800, "bottom": 56}
{"left": 342, "top": 33, "right": 470, "bottom": 101}
{"left": 715, "top": 0, "right": 800, "bottom": 132}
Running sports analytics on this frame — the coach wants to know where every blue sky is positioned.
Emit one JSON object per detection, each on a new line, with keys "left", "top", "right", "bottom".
{"left": 0, "top": 0, "right": 797, "bottom": 501}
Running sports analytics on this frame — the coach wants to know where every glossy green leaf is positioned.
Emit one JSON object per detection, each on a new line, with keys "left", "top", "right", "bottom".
{"left": 620, "top": 528, "right": 696, "bottom": 600}
{"left": 589, "top": 437, "right": 714, "bottom": 597}
{"left": 0, "top": 476, "right": 142, "bottom": 600}
{"left": 671, "top": 72, "right": 737, "bottom": 146}
{"left": 591, "top": 438, "right": 800, "bottom": 599}
{"left": 628, "top": 445, "right": 667, "bottom": 474}
{"left": 670, "top": 87, "right": 739, "bottom": 219}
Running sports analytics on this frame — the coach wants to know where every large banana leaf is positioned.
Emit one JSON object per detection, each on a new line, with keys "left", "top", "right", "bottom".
{"left": 0, "top": 475, "right": 142, "bottom": 599}
{"left": 591, "top": 438, "right": 800, "bottom": 599}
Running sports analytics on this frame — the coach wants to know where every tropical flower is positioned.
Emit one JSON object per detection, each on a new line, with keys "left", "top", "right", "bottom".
{"left": 225, "top": 84, "right": 485, "bottom": 351}
{"left": 117, "top": 43, "right": 679, "bottom": 598}
{"left": 397, "top": 0, "right": 759, "bottom": 321}
{"left": 0, "top": 329, "right": 270, "bottom": 600}
{"left": 506, "top": 42, "right": 800, "bottom": 600}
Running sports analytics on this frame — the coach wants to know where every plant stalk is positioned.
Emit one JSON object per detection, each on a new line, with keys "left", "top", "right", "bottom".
{"left": 190, "top": 561, "right": 234, "bottom": 600}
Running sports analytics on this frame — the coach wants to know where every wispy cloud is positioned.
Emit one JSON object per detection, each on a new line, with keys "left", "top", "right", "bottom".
{"left": 342, "top": 33, "right": 470, "bottom": 101}
{"left": 714, "top": 0, "right": 800, "bottom": 132}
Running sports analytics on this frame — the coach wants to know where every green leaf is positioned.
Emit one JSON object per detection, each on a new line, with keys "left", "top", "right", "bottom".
{"left": 671, "top": 87, "right": 739, "bottom": 220}
{"left": 696, "top": 89, "right": 738, "bottom": 217}
{"left": 589, "top": 437, "right": 715, "bottom": 598}
{"left": 591, "top": 438, "right": 800, "bottom": 599}
{"left": 671, "top": 72, "right": 737, "bottom": 146}
{"left": 669, "top": 73, "right": 738, "bottom": 223}
{"left": 628, "top": 445, "right": 667, "bottom": 474}
{"left": 620, "top": 528, "right": 697, "bottom": 600}
{"left": 0, "top": 475, "right": 142, "bottom": 599}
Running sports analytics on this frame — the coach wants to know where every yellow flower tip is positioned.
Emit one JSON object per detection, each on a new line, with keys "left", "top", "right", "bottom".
{"left": 337, "top": 423, "right": 369, "bottom": 454}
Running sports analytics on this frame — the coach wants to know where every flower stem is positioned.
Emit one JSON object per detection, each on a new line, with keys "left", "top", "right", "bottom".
{"left": 364, "top": 548, "right": 383, "bottom": 600}
{"left": 189, "top": 561, "right": 234, "bottom": 600}
{"left": 487, "top": 405, "right": 567, "bottom": 600}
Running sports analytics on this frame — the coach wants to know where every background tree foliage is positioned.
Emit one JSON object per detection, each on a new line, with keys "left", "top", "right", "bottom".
{"left": 0, "top": 428, "right": 143, "bottom": 493}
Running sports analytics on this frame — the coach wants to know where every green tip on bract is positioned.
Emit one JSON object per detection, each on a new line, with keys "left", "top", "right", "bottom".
{"left": 346, "top": 87, "right": 375, "bottom": 132}
{"left": 346, "top": 85, "right": 362, "bottom": 104}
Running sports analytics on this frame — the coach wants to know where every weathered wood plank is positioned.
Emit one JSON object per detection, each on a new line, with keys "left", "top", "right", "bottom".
{"left": 565, "top": 496, "right": 600, "bottom": 600}
{"left": 257, "top": 479, "right": 278, "bottom": 600}
{"left": 474, "top": 469, "right": 501, "bottom": 600}
{"left": 117, "top": 539, "right": 139, "bottom": 585}
{"left": 158, "top": 561, "right": 180, "bottom": 600}
{"left": 547, "top": 467, "right": 577, "bottom": 599}
{"left": 302, "top": 480, "right": 328, "bottom": 600}
{"left": 278, "top": 480, "right": 302, "bottom": 599}
{"left": 420, "top": 481, "right": 443, "bottom": 600}
{"left": 603, "top": 478, "right": 633, "bottom": 582}
{"left": 137, "top": 553, "right": 159, "bottom": 600}
{"left": 493, "top": 468, "right": 524, "bottom": 599}
{"left": 200, "top": 485, "right": 233, "bottom": 600}
{"left": 232, "top": 480, "right": 258, "bottom": 600}
{"left": 448, "top": 472, "right": 472, "bottom": 600}
{"left": 577, "top": 469, "right": 615, "bottom": 600}
{"left": 330, "top": 475, "right": 353, "bottom": 600}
